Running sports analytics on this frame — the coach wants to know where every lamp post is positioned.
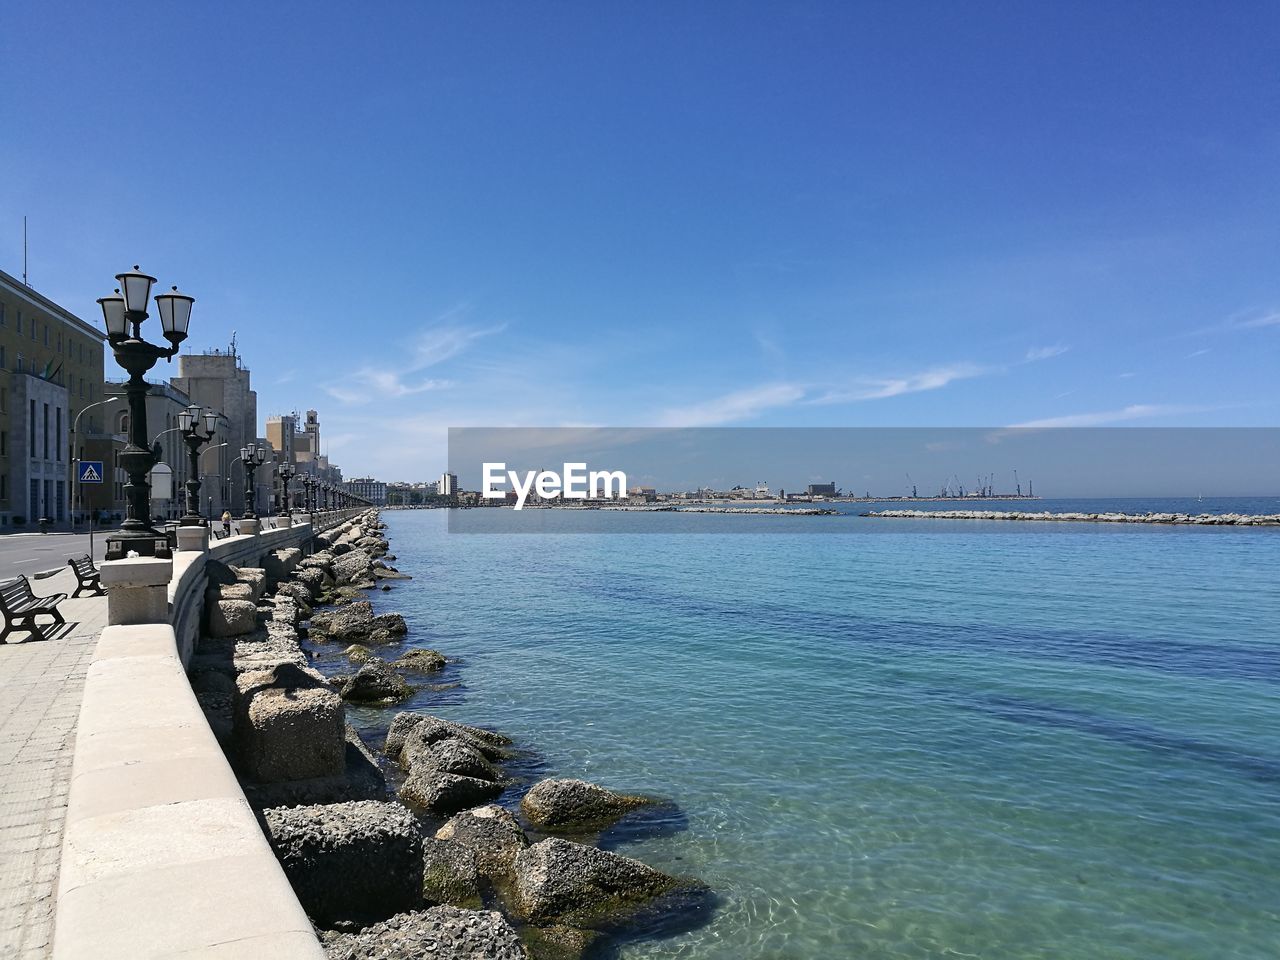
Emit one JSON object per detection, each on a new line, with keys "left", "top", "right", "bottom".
{"left": 97, "top": 266, "right": 193, "bottom": 560}
{"left": 240, "top": 444, "right": 268, "bottom": 522}
{"left": 278, "top": 462, "right": 296, "bottom": 518}
{"left": 179, "top": 406, "right": 218, "bottom": 525}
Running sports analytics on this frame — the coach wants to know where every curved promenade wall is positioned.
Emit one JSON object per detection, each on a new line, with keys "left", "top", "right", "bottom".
{"left": 52, "top": 511, "right": 362, "bottom": 960}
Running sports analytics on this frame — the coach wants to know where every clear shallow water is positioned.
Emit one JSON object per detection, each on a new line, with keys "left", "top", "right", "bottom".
{"left": 364, "top": 501, "right": 1280, "bottom": 959}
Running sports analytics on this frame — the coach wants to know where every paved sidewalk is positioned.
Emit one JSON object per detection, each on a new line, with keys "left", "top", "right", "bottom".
{"left": 0, "top": 569, "right": 107, "bottom": 959}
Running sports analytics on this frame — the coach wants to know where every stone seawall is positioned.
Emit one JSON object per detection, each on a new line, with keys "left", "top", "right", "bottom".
{"left": 52, "top": 510, "right": 364, "bottom": 960}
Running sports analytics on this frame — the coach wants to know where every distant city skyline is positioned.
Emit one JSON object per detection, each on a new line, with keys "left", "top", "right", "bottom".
{"left": 4, "top": 2, "right": 1278, "bottom": 479}
{"left": 448, "top": 428, "right": 1280, "bottom": 500}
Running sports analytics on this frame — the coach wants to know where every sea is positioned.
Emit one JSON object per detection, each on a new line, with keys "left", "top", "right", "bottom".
{"left": 336, "top": 498, "right": 1280, "bottom": 959}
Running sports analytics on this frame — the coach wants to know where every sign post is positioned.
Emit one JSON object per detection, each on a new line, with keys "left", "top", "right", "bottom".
{"left": 77, "top": 460, "right": 105, "bottom": 560}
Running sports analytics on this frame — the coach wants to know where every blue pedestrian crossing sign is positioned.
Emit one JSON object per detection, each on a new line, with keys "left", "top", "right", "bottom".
{"left": 78, "top": 461, "right": 104, "bottom": 483}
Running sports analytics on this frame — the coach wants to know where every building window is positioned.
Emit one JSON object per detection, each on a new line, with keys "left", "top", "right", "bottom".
{"left": 17, "top": 355, "right": 24, "bottom": 373}
{"left": 43, "top": 403, "right": 50, "bottom": 460}
{"left": 1, "top": 475, "right": 6, "bottom": 501}
{"left": 30, "top": 399, "right": 36, "bottom": 456}
{"left": 16, "top": 310, "right": 21, "bottom": 334}
{"left": 56, "top": 408, "right": 62, "bottom": 461}
{"left": 57, "top": 331, "right": 62, "bottom": 352}
{"left": 0, "top": 345, "right": 5, "bottom": 369}
{"left": 31, "top": 319, "right": 37, "bottom": 341}
{"left": 0, "top": 302, "right": 5, "bottom": 326}
{"left": 1, "top": 430, "right": 6, "bottom": 456}
{"left": 44, "top": 324, "right": 50, "bottom": 346}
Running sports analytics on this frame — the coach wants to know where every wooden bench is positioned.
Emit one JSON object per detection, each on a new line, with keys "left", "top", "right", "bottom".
{"left": 68, "top": 555, "right": 105, "bottom": 598}
{"left": 1, "top": 575, "right": 68, "bottom": 644}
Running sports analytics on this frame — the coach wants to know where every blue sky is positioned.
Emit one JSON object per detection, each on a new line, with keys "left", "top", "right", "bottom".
{"left": 3, "top": 2, "right": 1278, "bottom": 481}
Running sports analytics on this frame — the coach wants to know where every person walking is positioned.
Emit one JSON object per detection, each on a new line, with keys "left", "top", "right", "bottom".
{"left": 221, "top": 510, "right": 232, "bottom": 537}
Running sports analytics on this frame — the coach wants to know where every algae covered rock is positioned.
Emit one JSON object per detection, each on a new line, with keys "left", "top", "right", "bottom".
{"left": 520, "top": 778, "right": 651, "bottom": 832}
{"left": 344, "top": 643, "right": 374, "bottom": 664}
{"left": 341, "top": 661, "right": 413, "bottom": 703}
{"left": 434, "top": 804, "right": 529, "bottom": 879}
{"left": 393, "top": 648, "right": 446, "bottom": 672}
{"left": 510, "top": 837, "right": 693, "bottom": 926}
{"left": 422, "top": 838, "right": 482, "bottom": 908}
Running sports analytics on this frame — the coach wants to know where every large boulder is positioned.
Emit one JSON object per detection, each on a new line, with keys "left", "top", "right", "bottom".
{"left": 263, "top": 800, "right": 423, "bottom": 927}
{"left": 293, "top": 567, "right": 329, "bottom": 600}
{"left": 393, "top": 648, "right": 445, "bottom": 672}
{"left": 519, "top": 779, "right": 652, "bottom": 832}
{"left": 332, "top": 550, "right": 374, "bottom": 585}
{"left": 320, "top": 906, "right": 527, "bottom": 960}
{"left": 419, "top": 738, "right": 505, "bottom": 783}
{"left": 341, "top": 661, "right": 413, "bottom": 703}
{"left": 511, "top": 838, "right": 688, "bottom": 926}
{"left": 399, "top": 769, "right": 503, "bottom": 818}
{"left": 310, "top": 601, "right": 407, "bottom": 644}
{"left": 235, "top": 664, "right": 346, "bottom": 783}
{"left": 206, "top": 599, "right": 259, "bottom": 638}
{"left": 384, "top": 712, "right": 428, "bottom": 760}
{"left": 400, "top": 716, "right": 511, "bottom": 768}
{"left": 434, "top": 805, "right": 528, "bottom": 879}
{"left": 234, "top": 567, "right": 268, "bottom": 600}
{"left": 422, "top": 838, "right": 482, "bottom": 907}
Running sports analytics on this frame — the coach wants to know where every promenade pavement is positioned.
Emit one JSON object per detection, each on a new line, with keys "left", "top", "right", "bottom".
{"left": 0, "top": 568, "right": 107, "bottom": 959}
{"left": 0, "top": 534, "right": 109, "bottom": 581}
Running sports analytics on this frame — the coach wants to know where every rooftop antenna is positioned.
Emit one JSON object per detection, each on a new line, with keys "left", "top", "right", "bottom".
{"left": 229, "top": 331, "right": 238, "bottom": 358}
{"left": 22, "top": 215, "right": 29, "bottom": 286}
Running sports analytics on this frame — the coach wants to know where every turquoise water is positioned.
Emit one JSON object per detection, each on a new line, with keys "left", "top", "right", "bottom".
{"left": 360, "top": 505, "right": 1280, "bottom": 958}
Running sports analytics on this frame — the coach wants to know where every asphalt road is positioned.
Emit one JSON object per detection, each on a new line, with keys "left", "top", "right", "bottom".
{"left": 0, "top": 532, "right": 110, "bottom": 580}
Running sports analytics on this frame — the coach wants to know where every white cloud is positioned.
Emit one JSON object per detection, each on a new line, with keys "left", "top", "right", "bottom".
{"left": 1006, "top": 403, "right": 1213, "bottom": 429}
{"left": 1025, "top": 344, "right": 1069, "bottom": 362}
{"left": 810, "top": 363, "right": 988, "bottom": 404}
{"left": 324, "top": 372, "right": 452, "bottom": 405}
{"left": 323, "top": 316, "right": 503, "bottom": 405}
{"left": 655, "top": 383, "right": 806, "bottom": 427}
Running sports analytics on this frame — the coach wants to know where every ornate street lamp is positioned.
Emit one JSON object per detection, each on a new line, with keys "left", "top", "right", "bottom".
{"left": 301, "top": 475, "right": 314, "bottom": 513}
{"left": 178, "top": 405, "right": 219, "bottom": 526}
{"left": 278, "top": 462, "right": 296, "bottom": 517}
{"left": 240, "top": 444, "right": 268, "bottom": 519}
{"left": 98, "top": 266, "right": 193, "bottom": 559}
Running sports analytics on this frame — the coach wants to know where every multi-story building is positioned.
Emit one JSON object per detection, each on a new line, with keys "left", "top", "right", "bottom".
{"left": 438, "top": 472, "right": 458, "bottom": 497}
{"left": 171, "top": 348, "right": 258, "bottom": 516}
{"left": 344, "top": 476, "right": 386, "bottom": 505}
{"left": 1, "top": 268, "right": 108, "bottom": 529}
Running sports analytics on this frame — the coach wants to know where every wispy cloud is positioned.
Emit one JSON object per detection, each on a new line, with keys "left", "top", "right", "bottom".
{"left": 325, "top": 373, "right": 453, "bottom": 405}
{"left": 655, "top": 383, "right": 806, "bottom": 427}
{"left": 1186, "top": 348, "right": 1211, "bottom": 358}
{"left": 324, "top": 316, "right": 504, "bottom": 405}
{"left": 1234, "top": 312, "right": 1280, "bottom": 330}
{"left": 1025, "top": 344, "right": 1069, "bottom": 362}
{"left": 1006, "top": 403, "right": 1215, "bottom": 429}
{"left": 810, "top": 363, "right": 989, "bottom": 404}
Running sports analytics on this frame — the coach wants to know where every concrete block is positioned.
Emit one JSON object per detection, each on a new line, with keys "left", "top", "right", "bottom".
{"left": 236, "top": 686, "right": 346, "bottom": 783}
{"left": 102, "top": 557, "right": 174, "bottom": 626}
{"left": 176, "top": 526, "right": 209, "bottom": 552}
{"left": 263, "top": 801, "right": 423, "bottom": 926}
{"left": 207, "top": 599, "right": 259, "bottom": 637}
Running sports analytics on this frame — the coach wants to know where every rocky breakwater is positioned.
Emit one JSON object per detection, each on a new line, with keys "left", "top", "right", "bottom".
{"left": 191, "top": 509, "right": 712, "bottom": 958}
{"left": 866, "top": 509, "right": 1280, "bottom": 525}
{"left": 187, "top": 511, "right": 417, "bottom": 807}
